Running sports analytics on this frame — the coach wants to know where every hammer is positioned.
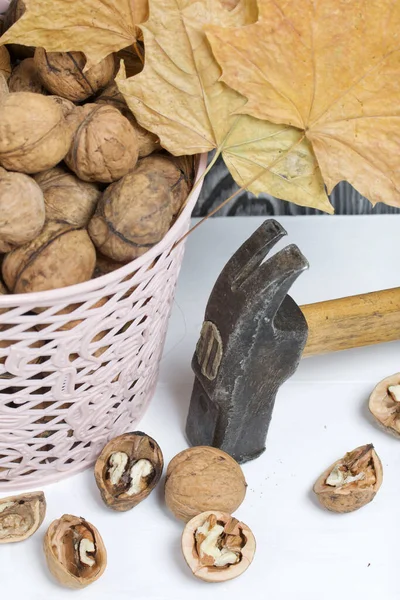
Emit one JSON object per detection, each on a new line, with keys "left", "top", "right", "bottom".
{"left": 186, "top": 219, "right": 400, "bottom": 463}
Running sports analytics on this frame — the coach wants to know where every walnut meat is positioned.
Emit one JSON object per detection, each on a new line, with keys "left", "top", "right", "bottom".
{"left": 34, "top": 49, "right": 115, "bottom": 102}
{"left": 44, "top": 514, "right": 106, "bottom": 589}
{"left": 0, "top": 92, "right": 73, "bottom": 173}
{"left": 369, "top": 373, "right": 400, "bottom": 437}
{"left": 35, "top": 166, "right": 101, "bottom": 227}
{"left": 88, "top": 162, "right": 174, "bottom": 262}
{"left": 0, "top": 168, "right": 45, "bottom": 251}
{"left": 65, "top": 104, "right": 139, "bottom": 183}
{"left": 313, "top": 444, "right": 383, "bottom": 513}
{"left": 8, "top": 58, "right": 46, "bottom": 94}
{"left": 96, "top": 84, "right": 160, "bottom": 157}
{"left": 0, "top": 491, "right": 46, "bottom": 543}
{"left": 165, "top": 447, "right": 247, "bottom": 522}
{"left": 95, "top": 432, "right": 164, "bottom": 511}
{"left": 182, "top": 511, "right": 256, "bottom": 582}
{"left": 2, "top": 221, "right": 96, "bottom": 293}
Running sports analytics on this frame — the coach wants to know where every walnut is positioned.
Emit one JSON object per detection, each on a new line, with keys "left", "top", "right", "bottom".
{"left": 0, "top": 73, "right": 8, "bottom": 97}
{"left": 8, "top": 58, "right": 47, "bottom": 94}
{"left": 93, "top": 253, "right": 127, "bottom": 278}
{"left": 313, "top": 444, "right": 383, "bottom": 513}
{"left": 44, "top": 514, "right": 107, "bottom": 589}
{"left": 34, "top": 49, "right": 116, "bottom": 102}
{"left": 369, "top": 373, "right": 400, "bottom": 437}
{"left": 88, "top": 161, "right": 174, "bottom": 262}
{"left": 2, "top": 221, "right": 96, "bottom": 293}
{"left": 141, "top": 154, "right": 192, "bottom": 214}
{"left": 182, "top": 511, "right": 256, "bottom": 582}
{"left": 0, "top": 168, "right": 45, "bottom": 251}
{"left": 165, "top": 447, "right": 247, "bottom": 522}
{"left": 49, "top": 95, "right": 76, "bottom": 118}
{"left": 3, "top": 0, "right": 34, "bottom": 60}
{"left": 0, "top": 491, "right": 46, "bottom": 543}
{"left": 0, "top": 92, "right": 73, "bottom": 173}
{"left": 96, "top": 83, "right": 160, "bottom": 157}
{"left": 95, "top": 432, "right": 164, "bottom": 511}
{"left": 0, "top": 46, "right": 11, "bottom": 81}
{"left": 35, "top": 165, "right": 101, "bottom": 227}
{"left": 65, "top": 104, "right": 139, "bottom": 183}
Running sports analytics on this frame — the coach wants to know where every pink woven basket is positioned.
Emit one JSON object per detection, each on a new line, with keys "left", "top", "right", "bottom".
{"left": 0, "top": 153, "right": 207, "bottom": 490}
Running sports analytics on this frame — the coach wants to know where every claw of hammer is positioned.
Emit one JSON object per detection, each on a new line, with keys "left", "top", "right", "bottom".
{"left": 186, "top": 219, "right": 309, "bottom": 463}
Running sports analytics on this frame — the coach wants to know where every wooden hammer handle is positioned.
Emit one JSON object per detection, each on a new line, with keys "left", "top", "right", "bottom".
{"left": 301, "top": 287, "right": 400, "bottom": 357}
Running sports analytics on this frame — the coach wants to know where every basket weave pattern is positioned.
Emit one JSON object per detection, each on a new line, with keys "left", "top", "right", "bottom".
{"left": 0, "top": 157, "right": 206, "bottom": 491}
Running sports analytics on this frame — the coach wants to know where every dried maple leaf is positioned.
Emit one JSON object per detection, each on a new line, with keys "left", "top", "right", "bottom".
{"left": 0, "top": 45, "right": 10, "bottom": 80}
{"left": 0, "top": 0, "right": 148, "bottom": 69}
{"left": 118, "top": 0, "right": 332, "bottom": 212}
{"left": 207, "top": 0, "right": 400, "bottom": 208}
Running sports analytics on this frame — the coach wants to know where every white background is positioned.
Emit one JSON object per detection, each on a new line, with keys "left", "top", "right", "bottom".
{"left": 1, "top": 215, "right": 399, "bottom": 599}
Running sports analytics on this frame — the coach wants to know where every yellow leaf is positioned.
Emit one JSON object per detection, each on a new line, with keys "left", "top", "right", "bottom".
{"left": 207, "top": 0, "right": 400, "bottom": 208}
{"left": 118, "top": 0, "right": 331, "bottom": 212}
{"left": 0, "top": 0, "right": 148, "bottom": 69}
{"left": 0, "top": 46, "right": 10, "bottom": 80}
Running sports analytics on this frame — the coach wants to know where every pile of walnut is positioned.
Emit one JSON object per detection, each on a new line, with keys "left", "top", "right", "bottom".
{"left": 0, "top": 0, "right": 195, "bottom": 294}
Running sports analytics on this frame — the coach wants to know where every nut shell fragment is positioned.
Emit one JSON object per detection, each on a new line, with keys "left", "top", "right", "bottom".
{"left": 182, "top": 511, "right": 255, "bottom": 582}
{"left": 165, "top": 446, "right": 247, "bottom": 522}
{"left": 0, "top": 491, "right": 46, "bottom": 543}
{"left": 44, "top": 514, "right": 106, "bottom": 589}
{"left": 369, "top": 373, "right": 400, "bottom": 437}
{"left": 94, "top": 431, "right": 163, "bottom": 511}
{"left": 313, "top": 444, "right": 383, "bottom": 513}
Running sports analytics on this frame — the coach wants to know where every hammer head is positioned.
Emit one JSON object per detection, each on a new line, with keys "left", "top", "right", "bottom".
{"left": 186, "top": 219, "right": 310, "bottom": 463}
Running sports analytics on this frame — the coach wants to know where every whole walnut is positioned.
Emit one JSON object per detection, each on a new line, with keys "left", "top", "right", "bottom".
{"left": 3, "top": 0, "right": 34, "bottom": 59}
{"left": 8, "top": 58, "right": 47, "bottom": 94}
{"left": 93, "top": 253, "right": 127, "bottom": 278}
{"left": 165, "top": 447, "right": 247, "bottom": 522}
{"left": 49, "top": 96, "right": 76, "bottom": 118}
{"left": 88, "top": 162, "right": 174, "bottom": 262}
{"left": 96, "top": 84, "right": 160, "bottom": 157}
{"left": 0, "top": 92, "right": 73, "bottom": 173}
{"left": 140, "top": 154, "right": 191, "bottom": 214}
{"left": 0, "top": 167, "right": 45, "bottom": 252}
{"left": 34, "top": 48, "right": 116, "bottom": 102}
{"left": 35, "top": 166, "right": 101, "bottom": 227}
{"left": 65, "top": 104, "right": 139, "bottom": 183}
{"left": 3, "top": 221, "right": 96, "bottom": 294}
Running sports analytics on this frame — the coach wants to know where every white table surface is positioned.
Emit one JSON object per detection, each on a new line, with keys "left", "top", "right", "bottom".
{"left": 2, "top": 215, "right": 400, "bottom": 600}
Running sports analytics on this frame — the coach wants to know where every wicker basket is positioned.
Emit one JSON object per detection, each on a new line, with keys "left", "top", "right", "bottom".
{"left": 0, "top": 155, "right": 207, "bottom": 490}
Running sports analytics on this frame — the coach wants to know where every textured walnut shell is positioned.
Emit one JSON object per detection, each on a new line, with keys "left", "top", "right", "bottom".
{"left": 93, "top": 253, "right": 127, "bottom": 278}
{"left": 8, "top": 58, "right": 47, "bottom": 94}
{"left": 0, "top": 73, "right": 8, "bottom": 97}
{"left": 141, "top": 154, "right": 191, "bottom": 214}
{"left": 96, "top": 84, "right": 160, "bottom": 157}
{"left": 34, "top": 165, "right": 101, "bottom": 227}
{"left": 0, "top": 491, "right": 46, "bottom": 543}
{"left": 313, "top": 444, "right": 383, "bottom": 513}
{"left": 34, "top": 49, "right": 115, "bottom": 102}
{"left": 49, "top": 95, "right": 76, "bottom": 118}
{"left": 88, "top": 162, "right": 174, "bottom": 262}
{"left": 2, "top": 221, "right": 96, "bottom": 293}
{"left": 44, "top": 514, "right": 107, "bottom": 589}
{"left": 95, "top": 431, "right": 164, "bottom": 511}
{"left": 3, "top": 0, "right": 34, "bottom": 59}
{"left": 0, "top": 168, "right": 45, "bottom": 251}
{"left": 182, "top": 510, "right": 256, "bottom": 582}
{"left": 0, "top": 92, "right": 72, "bottom": 173}
{"left": 65, "top": 104, "right": 139, "bottom": 183}
{"left": 369, "top": 373, "right": 400, "bottom": 437}
{"left": 165, "top": 447, "right": 247, "bottom": 522}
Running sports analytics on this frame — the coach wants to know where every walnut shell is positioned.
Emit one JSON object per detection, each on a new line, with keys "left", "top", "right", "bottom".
{"left": 0, "top": 168, "right": 45, "bottom": 251}
{"left": 34, "top": 49, "right": 115, "bottom": 102}
{"left": 35, "top": 165, "right": 101, "bottom": 227}
{"left": 65, "top": 104, "right": 139, "bottom": 183}
{"left": 94, "top": 431, "right": 164, "bottom": 511}
{"left": 8, "top": 58, "right": 47, "bottom": 94}
{"left": 93, "top": 253, "right": 127, "bottom": 278}
{"left": 96, "top": 84, "right": 160, "bottom": 157}
{"left": 182, "top": 511, "right": 256, "bottom": 582}
{"left": 165, "top": 447, "right": 247, "bottom": 522}
{"left": 369, "top": 373, "right": 400, "bottom": 437}
{"left": 44, "top": 514, "right": 107, "bottom": 589}
{"left": 313, "top": 444, "right": 383, "bottom": 513}
{"left": 0, "top": 92, "right": 73, "bottom": 173}
{"left": 0, "top": 491, "right": 46, "bottom": 543}
{"left": 2, "top": 221, "right": 96, "bottom": 293}
{"left": 88, "top": 162, "right": 174, "bottom": 261}
{"left": 141, "top": 154, "right": 191, "bottom": 214}
{"left": 0, "top": 73, "right": 8, "bottom": 97}
{"left": 49, "top": 95, "right": 76, "bottom": 118}
{"left": 3, "top": 0, "right": 34, "bottom": 59}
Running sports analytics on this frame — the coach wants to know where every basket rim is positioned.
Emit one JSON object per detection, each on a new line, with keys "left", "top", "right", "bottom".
{"left": 0, "top": 153, "right": 208, "bottom": 306}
